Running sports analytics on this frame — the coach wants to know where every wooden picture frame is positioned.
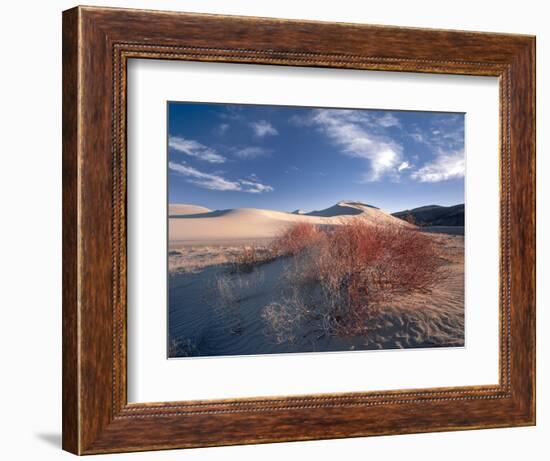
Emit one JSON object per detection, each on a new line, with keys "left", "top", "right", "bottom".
{"left": 62, "top": 5, "right": 535, "bottom": 455}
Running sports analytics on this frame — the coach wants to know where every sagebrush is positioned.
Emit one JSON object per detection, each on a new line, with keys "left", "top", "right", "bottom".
{"left": 262, "top": 220, "right": 447, "bottom": 339}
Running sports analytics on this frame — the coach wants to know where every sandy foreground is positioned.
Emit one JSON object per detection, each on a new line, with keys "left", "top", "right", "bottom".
{"left": 167, "top": 201, "right": 465, "bottom": 356}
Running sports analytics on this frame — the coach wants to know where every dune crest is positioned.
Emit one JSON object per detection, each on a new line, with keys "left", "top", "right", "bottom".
{"left": 169, "top": 200, "right": 410, "bottom": 244}
{"left": 168, "top": 204, "right": 211, "bottom": 217}
{"left": 305, "top": 200, "right": 378, "bottom": 217}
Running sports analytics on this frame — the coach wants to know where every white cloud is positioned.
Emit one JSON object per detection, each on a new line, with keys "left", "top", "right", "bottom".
{"left": 307, "top": 109, "right": 404, "bottom": 181}
{"left": 293, "top": 109, "right": 465, "bottom": 183}
{"left": 168, "top": 136, "right": 226, "bottom": 164}
{"left": 429, "top": 116, "right": 464, "bottom": 151}
{"left": 168, "top": 161, "right": 239, "bottom": 191}
{"left": 405, "top": 116, "right": 465, "bottom": 182}
{"left": 377, "top": 113, "right": 400, "bottom": 128}
{"left": 168, "top": 161, "right": 273, "bottom": 193}
{"left": 410, "top": 150, "right": 465, "bottom": 182}
{"left": 235, "top": 146, "right": 270, "bottom": 159}
{"left": 398, "top": 161, "right": 412, "bottom": 172}
{"left": 250, "top": 120, "right": 278, "bottom": 137}
{"left": 239, "top": 180, "right": 274, "bottom": 194}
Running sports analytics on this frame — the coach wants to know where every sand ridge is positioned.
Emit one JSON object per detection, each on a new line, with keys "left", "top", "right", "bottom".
{"left": 169, "top": 204, "right": 212, "bottom": 217}
{"left": 169, "top": 200, "right": 410, "bottom": 243}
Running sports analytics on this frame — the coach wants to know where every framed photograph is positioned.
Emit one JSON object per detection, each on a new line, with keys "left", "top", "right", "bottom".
{"left": 62, "top": 6, "right": 535, "bottom": 455}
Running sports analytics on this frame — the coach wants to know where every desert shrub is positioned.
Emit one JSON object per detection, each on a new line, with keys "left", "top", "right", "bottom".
{"left": 234, "top": 246, "right": 260, "bottom": 272}
{"left": 262, "top": 301, "right": 301, "bottom": 344}
{"left": 260, "top": 283, "right": 317, "bottom": 344}
{"left": 233, "top": 246, "right": 275, "bottom": 272}
{"left": 315, "top": 220, "right": 444, "bottom": 335}
{"left": 328, "top": 220, "right": 443, "bottom": 291}
{"left": 230, "top": 223, "right": 322, "bottom": 272}
{"left": 271, "top": 222, "right": 324, "bottom": 257}
{"left": 262, "top": 219, "right": 447, "bottom": 340}
{"left": 214, "top": 273, "right": 256, "bottom": 313}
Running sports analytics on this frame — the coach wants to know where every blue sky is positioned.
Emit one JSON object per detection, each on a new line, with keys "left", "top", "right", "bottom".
{"left": 168, "top": 102, "right": 464, "bottom": 213}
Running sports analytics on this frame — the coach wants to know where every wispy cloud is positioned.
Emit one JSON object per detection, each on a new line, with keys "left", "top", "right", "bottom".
{"left": 239, "top": 179, "right": 274, "bottom": 193}
{"left": 234, "top": 146, "right": 271, "bottom": 159}
{"left": 219, "top": 106, "right": 244, "bottom": 121}
{"left": 168, "top": 136, "right": 226, "bottom": 164}
{"left": 217, "top": 123, "right": 230, "bottom": 135}
{"left": 410, "top": 149, "right": 464, "bottom": 182}
{"left": 406, "top": 114, "right": 464, "bottom": 182}
{"left": 300, "top": 109, "right": 404, "bottom": 181}
{"left": 377, "top": 113, "right": 401, "bottom": 128}
{"left": 169, "top": 161, "right": 273, "bottom": 193}
{"left": 411, "top": 115, "right": 464, "bottom": 152}
{"left": 398, "top": 161, "right": 412, "bottom": 172}
{"left": 292, "top": 109, "right": 464, "bottom": 183}
{"left": 250, "top": 120, "right": 278, "bottom": 137}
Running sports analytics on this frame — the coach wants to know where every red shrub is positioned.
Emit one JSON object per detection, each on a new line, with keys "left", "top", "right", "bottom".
{"left": 266, "top": 219, "right": 446, "bottom": 337}
{"left": 312, "top": 220, "right": 445, "bottom": 335}
{"left": 326, "top": 220, "right": 442, "bottom": 293}
{"left": 271, "top": 222, "right": 324, "bottom": 256}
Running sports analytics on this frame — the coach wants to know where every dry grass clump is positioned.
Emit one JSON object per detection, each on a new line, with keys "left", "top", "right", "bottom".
{"left": 262, "top": 219, "right": 447, "bottom": 339}
{"left": 234, "top": 246, "right": 264, "bottom": 272}
{"left": 212, "top": 270, "right": 266, "bottom": 335}
{"left": 233, "top": 246, "right": 275, "bottom": 272}
{"left": 261, "top": 297, "right": 308, "bottom": 344}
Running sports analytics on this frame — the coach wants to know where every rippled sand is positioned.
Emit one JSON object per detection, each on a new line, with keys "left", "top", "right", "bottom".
{"left": 168, "top": 233, "right": 464, "bottom": 357}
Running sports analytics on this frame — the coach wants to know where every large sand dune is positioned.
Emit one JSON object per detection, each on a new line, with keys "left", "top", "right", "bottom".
{"left": 169, "top": 200, "right": 409, "bottom": 243}
{"left": 169, "top": 204, "right": 211, "bottom": 217}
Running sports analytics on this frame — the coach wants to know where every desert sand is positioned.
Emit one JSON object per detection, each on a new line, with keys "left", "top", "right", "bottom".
{"left": 168, "top": 201, "right": 464, "bottom": 357}
{"left": 361, "top": 233, "right": 464, "bottom": 349}
{"left": 169, "top": 200, "right": 409, "bottom": 244}
{"left": 169, "top": 204, "right": 212, "bottom": 216}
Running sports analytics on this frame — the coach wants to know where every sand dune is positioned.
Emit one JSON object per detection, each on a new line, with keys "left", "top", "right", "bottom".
{"left": 169, "top": 200, "right": 410, "bottom": 243}
{"left": 305, "top": 201, "right": 376, "bottom": 217}
{"left": 169, "top": 204, "right": 211, "bottom": 217}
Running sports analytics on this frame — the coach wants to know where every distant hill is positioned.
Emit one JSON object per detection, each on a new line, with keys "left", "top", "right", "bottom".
{"left": 392, "top": 204, "right": 464, "bottom": 226}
